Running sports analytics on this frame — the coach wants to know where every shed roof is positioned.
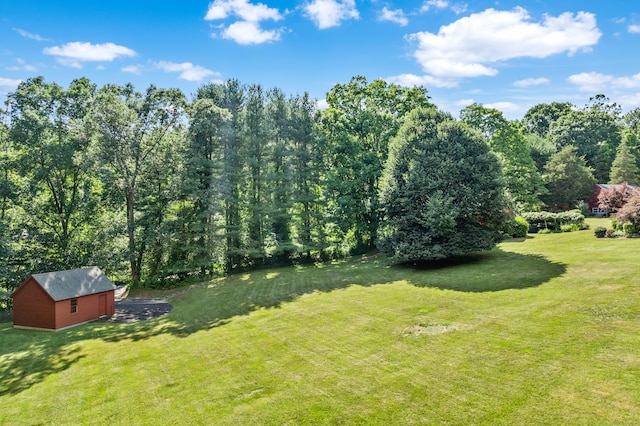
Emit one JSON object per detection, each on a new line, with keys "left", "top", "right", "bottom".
{"left": 21, "top": 266, "right": 115, "bottom": 301}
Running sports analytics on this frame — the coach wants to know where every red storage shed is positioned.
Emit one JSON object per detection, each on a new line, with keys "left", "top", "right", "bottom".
{"left": 11, "top": 266, "right": 116, "bottom": 331}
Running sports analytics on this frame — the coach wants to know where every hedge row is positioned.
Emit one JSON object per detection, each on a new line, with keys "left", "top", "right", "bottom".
{"left": 521, "top": 211, "right": 586, "bottom": 232}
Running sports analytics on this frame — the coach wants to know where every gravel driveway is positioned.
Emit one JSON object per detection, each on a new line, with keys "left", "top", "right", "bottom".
{"left": 100, "top": 298, "right": 173, "bottom": 323}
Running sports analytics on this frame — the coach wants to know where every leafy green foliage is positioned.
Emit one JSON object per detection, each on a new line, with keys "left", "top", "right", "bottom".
{"left": 7, "top": 77, "right": 98, "bottom": 268}
{"left": 320, "top": 76, "right": 432, "bottom": 252}
{"left": 525, "top": 133, "right": 556, "bottom": 172}
{"left": 622, "top": 222, "right": 636, "bottom": 236}
{"left": 543, "top": 145, "right": 596, "bottom": 210}
{"left": 546, "top": 102, "right": 622, "bottom": 182}
{"left": 90, "top": 83, "right": 186, "bottom": 282}
{"left": 490, "top": 122, "right": 546, "bottom": 212}
{"left": 521, "top": 211, "right": 586, "bottom": 231}
{"left": 377, "top": 108, "right": 507, "bottom": 262}
{"left": 504, "top": 216, "right": 529, "bottom": 238}
{"left": 594, "top": 226, "right": 607, "bottom": 238}
{"left": 460, "top": 102, "right": 508, "bottom": 140}
{"left": 560, "top": 223, "right": 580, "bottom": 232}
{"left": 521, "top": 101, "right": 573, "bottom": 138}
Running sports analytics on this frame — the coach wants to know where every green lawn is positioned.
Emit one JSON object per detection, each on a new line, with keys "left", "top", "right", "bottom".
{"left": 1, "top": 218, "right": 639, "bottom": 425}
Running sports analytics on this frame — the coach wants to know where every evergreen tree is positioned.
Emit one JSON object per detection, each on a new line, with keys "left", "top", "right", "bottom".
{"left": 609, "top": 131, "right": 639, "bottom": 185}
{"left": 377, "top": 108, "right": 506, "bottom": 263}
{"left": 243, "top": 84, "right": 269, "bottom": 264}
{"left": 182, "top": 97, "right": 230, "bottom": 274}
{"left": 266, "top": 88, "right": 294, "bottom": 262}
{"left": 290, "top": 93, "right": 325, "bottom": 260}
{"left": 219, "top": 80, "right": 245, "bottom": 272}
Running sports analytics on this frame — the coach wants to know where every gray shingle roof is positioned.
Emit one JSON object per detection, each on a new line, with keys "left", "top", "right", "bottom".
{"left": 30, "top": 266, "right": 115, "bottom": 301}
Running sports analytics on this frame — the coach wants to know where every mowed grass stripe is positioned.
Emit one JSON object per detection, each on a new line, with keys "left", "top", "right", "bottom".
{"left": 1, "top": 218, "right": 639, "bottom": 424}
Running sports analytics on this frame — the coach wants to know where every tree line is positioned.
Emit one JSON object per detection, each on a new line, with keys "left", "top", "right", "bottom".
{"left": 1, "top": 75, "right": 639, "bottom": 292}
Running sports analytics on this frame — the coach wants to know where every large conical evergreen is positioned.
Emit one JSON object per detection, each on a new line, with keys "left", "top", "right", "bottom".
{"left": 609, "top": 131, "right": 639, "bottom": 185}
{"left": 377, "top": 108, "right": 506, "bottom": 263}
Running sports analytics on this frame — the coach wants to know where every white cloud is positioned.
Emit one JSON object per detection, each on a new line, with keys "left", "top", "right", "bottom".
{"left": 0, "top": 77, "right": 22, "bottom": 94}
{"left": 420, "top": 0, "right": 449, "bottom": 12}
{"left": 484, "top": 101, "right": 522, "bottom": 115}
{"left": 568, "top": 71, "right": 640, "bottom": 92}
{"left": 205, "top": 0, "right": 281, "bottom": 21}
{"left": 122, "top": 64, "right": 144, "bottom": 75}
{"left": 303, "top": 0, "right": 359, "bottom": 29}
{"left": 13, "top": 28, "right": 49, "bottom": 42}
{"left": 513, "top": 77, "right": 550, "bottom": 87}
{"left": 420, "top": 0, "right": 467, "bottom": 14}
{"left": 617, "top": 93, "right": 640, "bottom": 109}
{"left": 155, "top": 61, "right": 219, "bottom": 82}
{"left": 43, "top": 42, "right": 136, "bottom": 68}
{"left": 5, "top": 58, "right": 37, "bottom": 72}
{"left": 222, "top": 21, "right": 283, "bottom": 44}
{"left": 316, "top": 99, "right": 329, "bottom": 110}
{"left": 629, "top": 24, "right": 640, "bottom": 34}
{"left": 407, "top": 8, "right": 601, "bottom": 86}
{"left": 378, "top": 7, "right": 408, "bottom": 26}
{"left": 205, "top": 0, "right": 283, "bottom": 44}
{"left": 384, "top": 73, "right": 459, "bottom": 88}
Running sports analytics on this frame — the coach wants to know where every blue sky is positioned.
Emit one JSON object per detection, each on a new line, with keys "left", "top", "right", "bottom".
{"left": 1, "top": 0, "right": 640, "bottom": 119}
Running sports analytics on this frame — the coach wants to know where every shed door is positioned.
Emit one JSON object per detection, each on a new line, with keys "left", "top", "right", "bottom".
{"left": 98, "top": 294, "right": 107, "bottom": 316}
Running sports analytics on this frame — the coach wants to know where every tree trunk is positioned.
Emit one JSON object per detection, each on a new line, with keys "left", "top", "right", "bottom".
{"left": 126, "top": 186, "right": 140, "bottom": 283}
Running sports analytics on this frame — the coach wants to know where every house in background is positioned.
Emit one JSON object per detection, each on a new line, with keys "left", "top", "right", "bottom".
{"left": 11, "top": 266, "right": 116, "bottom": 331}
{"left": 588, "top": 183, "right": 639, "bottom": 216}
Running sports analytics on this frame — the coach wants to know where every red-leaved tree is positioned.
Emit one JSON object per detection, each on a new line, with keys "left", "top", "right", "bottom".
{"left": 615, "top": 192, "right": 640, "bottom": 227}
{"left": 598, "top": 182, "right": 637, "bottom": 213}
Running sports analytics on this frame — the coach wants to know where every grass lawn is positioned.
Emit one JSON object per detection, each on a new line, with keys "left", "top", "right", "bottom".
{"left": 1, "top": 218, "right": 639, "bottom": 425}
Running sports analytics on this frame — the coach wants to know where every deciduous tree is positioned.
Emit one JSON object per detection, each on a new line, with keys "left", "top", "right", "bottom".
{"left": 321, "top": 76, "right": 431, "bottom": 252}
{"left": 598, "top": 182, "right": 637, "bottom": 213}
{"left": 91, "top": 83, "right": 186, "bottom": 283}
{"left": 543, "top": 145, "right": 596, "bottom": 210}
{"left": 7, "top": 76, "right": 97, "bottom": 267}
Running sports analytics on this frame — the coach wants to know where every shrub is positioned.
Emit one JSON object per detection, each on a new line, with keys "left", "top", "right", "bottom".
{"left": 623, "top": 222, "right": 636, "bottom": 236}
{"left": 521, "top": 211, "right": 586, "bottom": 232}
{"left": 561, "top": 223, "right": 580, "bottom": 232}
{"left": 538, "top": 228, "right": 552, "bottom": 234}
{"left": 594, "top": 227, "right": 607, "bottom": 238}
{"left": 556, "top": 211, "right": 585, "bottom": 226}
{"left": 605, "top": 229, "right": 617, "bottom": 238}
{"left": 506, "top": 216, "right": 529, "bottom": 238}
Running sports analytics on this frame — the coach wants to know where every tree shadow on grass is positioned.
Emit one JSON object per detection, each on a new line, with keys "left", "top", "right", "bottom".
{"left": 0, "top": 322, "right": 86, "bottom": 396}
{"left": 0, "top": 248, "right": 565, "bottom": 396}
{"left": 397, "top": 249, "right": 566, "bottom": 292}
